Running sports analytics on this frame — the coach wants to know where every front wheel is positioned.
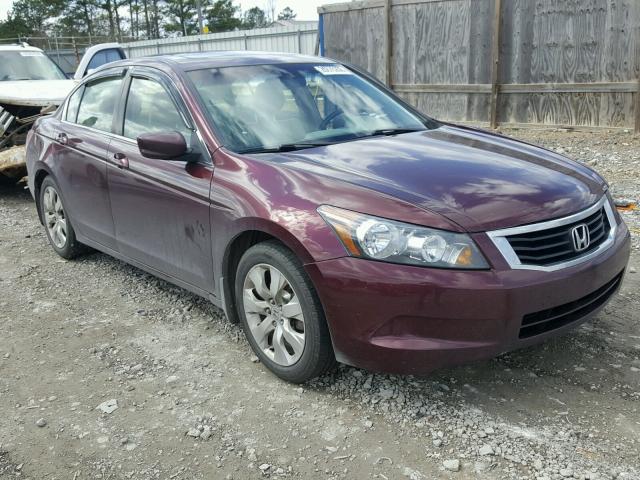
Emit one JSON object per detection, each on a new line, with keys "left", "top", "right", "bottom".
{"left": 235, "top": 241, "right": 336, "bottom": 383}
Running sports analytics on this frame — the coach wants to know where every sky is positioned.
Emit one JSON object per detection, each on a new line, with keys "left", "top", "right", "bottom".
{"left": 0, "top": 0, "right": 10, "bottom": 21}
{"left": 0, "top": 0, "right": 345, "bottom": 22}
{"left": 237, "top": 0, "right": 344, "bottom": 20}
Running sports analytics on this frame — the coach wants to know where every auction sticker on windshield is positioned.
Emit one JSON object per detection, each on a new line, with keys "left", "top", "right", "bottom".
{"left": 19, "top": 51, "right": 45, "bottom": 57}
{"left": 314, "top": 65, "right": 352, "bottom": 75}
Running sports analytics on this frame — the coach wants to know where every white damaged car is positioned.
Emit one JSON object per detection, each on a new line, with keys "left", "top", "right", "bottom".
{"left": 1, "top": 42, "right": 125, "bottom": 179}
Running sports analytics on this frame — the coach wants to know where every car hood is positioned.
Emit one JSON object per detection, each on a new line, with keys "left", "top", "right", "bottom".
{"left": 267, "top": 125, "right": 606, "bottom": 232}
{"left": 0, "top": 79, "right": 76, "bottom": 107}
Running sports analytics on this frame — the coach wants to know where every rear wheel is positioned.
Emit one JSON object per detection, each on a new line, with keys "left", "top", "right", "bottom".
{"left": 39, "top": 176, "right": 86, "bottom": 259}
{"left": 235, "top": 240, "right": 336, "bottom": 383}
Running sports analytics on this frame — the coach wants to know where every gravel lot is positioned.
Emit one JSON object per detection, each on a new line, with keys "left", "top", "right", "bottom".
{"left": 0, "top": 128, "right": 639, "bottom": 480}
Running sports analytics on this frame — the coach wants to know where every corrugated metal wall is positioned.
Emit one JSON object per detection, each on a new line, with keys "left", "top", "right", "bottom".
{"left": 121, "top": 22, "right": 318, "bottom": 58}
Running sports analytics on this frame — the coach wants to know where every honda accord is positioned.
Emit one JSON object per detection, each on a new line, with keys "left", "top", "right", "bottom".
{"left": 25, "top": 52, "right": 631, "bottom": 383}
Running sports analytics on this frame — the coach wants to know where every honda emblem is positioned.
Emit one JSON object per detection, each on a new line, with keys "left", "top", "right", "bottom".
{"left": 571, "top": 224, "right": 590, "bottom": 252}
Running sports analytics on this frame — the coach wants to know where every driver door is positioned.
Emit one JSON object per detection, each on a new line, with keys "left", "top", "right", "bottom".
{"left": 106, "top": 70, "right": 214, "bottom": 292}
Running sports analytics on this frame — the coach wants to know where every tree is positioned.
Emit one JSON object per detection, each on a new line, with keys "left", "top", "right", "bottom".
{"left": 277, "top": 6, "right": 296, "bottom": 21}
{"left": 164, "top": 0, "right": 197, "bottom": 36}
{"left": 9, "top": 0, "right": 66, "bottom": 35}
{"left": 242, "top": 6, "right": 266, "bottom": 29}
{"left": 264, "top": 0, "right": 275, "bottom": 22}
{"left": 206, "top": 0, "right": 241, "bottom": 33}
{"left": 48, "top": 0, "right": 100, "bottom": 37}
{"left": 141, "top": 0, "right": 151, "bottom": 38}
{"left": 150, "top": 0, "right": 161, "bottom": 38}
{"left": 0, "top": 14, "right": 31, "bottom": 39}
{"left": 101, "top": 0, "right": 116, "bottom": 39}
{"left": 128, "top": 0, "right": 139, "bottom": 38}
{"left": 77, "top": 0, "right": 98, "bottom": 38}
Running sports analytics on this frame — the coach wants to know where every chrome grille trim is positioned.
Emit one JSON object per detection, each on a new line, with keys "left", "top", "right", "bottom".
{"left": 486, "top": 196, "right": 617, "bottom": 272}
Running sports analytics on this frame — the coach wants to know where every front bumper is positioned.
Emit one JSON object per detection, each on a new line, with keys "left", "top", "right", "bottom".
{"left": 305, "top": 221, "right": 631, "bottom": 375}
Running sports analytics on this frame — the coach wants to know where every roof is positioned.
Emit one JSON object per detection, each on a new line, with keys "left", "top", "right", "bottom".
{"left": 0, "top": 44, "right": 43, "bottom": 52}
{"left": 113, "top": 51, "right": 334, "bottom": 72}
{"left": 267, "top": 20, "right": 318, "bottom": 28}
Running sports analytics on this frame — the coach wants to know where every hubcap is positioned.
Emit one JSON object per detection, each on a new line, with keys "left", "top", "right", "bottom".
{"left": 243, "top": 263, "right": 305, "bottom": 366}
{"left": 43, "top": 186, "right": 67, "bottom": 249}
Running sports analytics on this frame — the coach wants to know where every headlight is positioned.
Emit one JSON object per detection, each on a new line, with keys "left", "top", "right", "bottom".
{"left": 318, "top": 205, "right": 489, "bottom": 269}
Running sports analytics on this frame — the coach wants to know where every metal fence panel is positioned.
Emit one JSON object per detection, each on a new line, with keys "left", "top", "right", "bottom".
{"left": 121, "top": 22, "right": 318, "bottom": 59}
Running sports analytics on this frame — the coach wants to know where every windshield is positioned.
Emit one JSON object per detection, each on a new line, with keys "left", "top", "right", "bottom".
{"left": 187, "top": 63, "right": 427, "bottom": 153}
{"left": 0, "top": 50, "right": 67, "bottom": 81}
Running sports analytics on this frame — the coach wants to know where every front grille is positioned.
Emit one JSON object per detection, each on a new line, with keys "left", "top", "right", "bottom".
{"left": 506, "top": 207, "right": 610, "bottom": 267}
{"left": 519, "top": 271, "right": 623, "bottom": 339}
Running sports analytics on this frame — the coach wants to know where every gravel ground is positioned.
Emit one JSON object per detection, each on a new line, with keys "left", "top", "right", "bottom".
{"left": 0, "top": 128, "right": 639, "bottom": 480}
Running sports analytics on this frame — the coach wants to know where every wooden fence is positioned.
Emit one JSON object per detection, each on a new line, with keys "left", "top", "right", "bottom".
{"left": 318, "top": 0, "right": 640, "bottom": 132}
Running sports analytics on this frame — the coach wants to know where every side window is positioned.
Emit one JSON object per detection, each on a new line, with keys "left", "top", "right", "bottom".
{"left": 65, "top": 87, "right": 83, "bottom": 123}
{"left": 123, "top": 77, "right": 191, "bottom": 140}
{"left": 87, "top": 49, "right": 124, "bottom": 71}
{"left": 76, "top": 76, "right": 123, "bottom": 132}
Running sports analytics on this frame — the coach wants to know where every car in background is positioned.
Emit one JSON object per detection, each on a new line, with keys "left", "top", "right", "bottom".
{"left": 25, "top": 52, "right": 630, "bottom": 383}
{"left": 1, "top": 42, "right": 125, "bottom": 180}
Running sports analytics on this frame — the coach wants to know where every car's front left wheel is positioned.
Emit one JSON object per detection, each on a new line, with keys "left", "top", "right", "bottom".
{"left": 39, "top": 176, "right": 86, "bottom": 259}
{"left": 235, "top": 240, "right": 336, "bottom": 383}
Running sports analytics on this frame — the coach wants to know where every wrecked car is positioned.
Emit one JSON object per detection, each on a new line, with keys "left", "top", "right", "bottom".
{"left": 0, "top": 42, "right": 125, "bottom": 181}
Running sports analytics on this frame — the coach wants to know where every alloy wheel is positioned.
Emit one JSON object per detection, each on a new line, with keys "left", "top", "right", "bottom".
{"left": 242, "top": 263, "right": 306, "bottom": 366}
{"left": 43, "top": 186, "right": 67, "bottom": 249}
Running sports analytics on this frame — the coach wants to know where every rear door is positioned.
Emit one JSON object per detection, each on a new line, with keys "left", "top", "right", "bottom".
{"left": 106, "top": 68, "right": 214, "bottom": 291}
{"left": 53, "top": 71, "right": 125, "bottom": 249}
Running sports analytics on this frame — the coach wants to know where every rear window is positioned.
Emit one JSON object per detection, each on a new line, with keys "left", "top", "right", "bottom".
{"left": 87, "top": 49, "right": 125, "bottom": 71}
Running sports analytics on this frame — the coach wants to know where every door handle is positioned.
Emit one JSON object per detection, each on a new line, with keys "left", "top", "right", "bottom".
{"left": 57, "top": 133, "right": 68, "bottom": 145}
{"left": 113, "top": 152, "right": 129, "bottom": 169}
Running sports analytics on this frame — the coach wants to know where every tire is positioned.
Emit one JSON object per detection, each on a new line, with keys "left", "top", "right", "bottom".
{"left": 39, "top": 176, "right": 87, "bottom": 259}
{"left": 235, "top": 240, "right": 336, "bottom": 383}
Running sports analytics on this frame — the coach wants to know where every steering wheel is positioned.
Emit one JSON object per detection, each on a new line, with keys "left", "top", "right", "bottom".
{"left": 319, "top": 109, "right": 345, "bottom": 130}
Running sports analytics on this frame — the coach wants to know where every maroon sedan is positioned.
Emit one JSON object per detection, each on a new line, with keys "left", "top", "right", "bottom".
{"left": 26, "top": 52, "right": 630, "bottom": 383}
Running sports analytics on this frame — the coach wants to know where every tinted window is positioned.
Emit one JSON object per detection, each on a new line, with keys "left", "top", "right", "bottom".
{"left": 123, "top": 77, "right": 191, "bottom": 140}
{"left": 65, "top": 87, "right": 83, "bottom": 123}
{"left": 87, "top": 49, "right": 124, "bottom": 71}
{"left": 76, "top": 76, "right": 123, "bottom": 132}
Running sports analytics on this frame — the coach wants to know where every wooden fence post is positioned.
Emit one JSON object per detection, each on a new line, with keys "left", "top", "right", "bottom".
{"left": 384, "top": 0, "right": 392, "bottom": 87}
{"left": 635, "top": 80, "right": 640, "bottom": 134}
{"left": 72, "top": 37, "right": 79, "bottom": 65}
{"left": 489, "top": 0, "right": 502, "bottom": 129}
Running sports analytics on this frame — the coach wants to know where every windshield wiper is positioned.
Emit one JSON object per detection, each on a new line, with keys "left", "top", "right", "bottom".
{"left": 238, "top": 142, "right": 332, "bottom": 154}
{"left": 364, "top": 128, "right": 426, "bottom": 137}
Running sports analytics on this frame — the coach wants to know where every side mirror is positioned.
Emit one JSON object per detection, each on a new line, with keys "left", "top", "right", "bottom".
{"left": 137, "top": 132, "right": 188, "bottom": 160}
